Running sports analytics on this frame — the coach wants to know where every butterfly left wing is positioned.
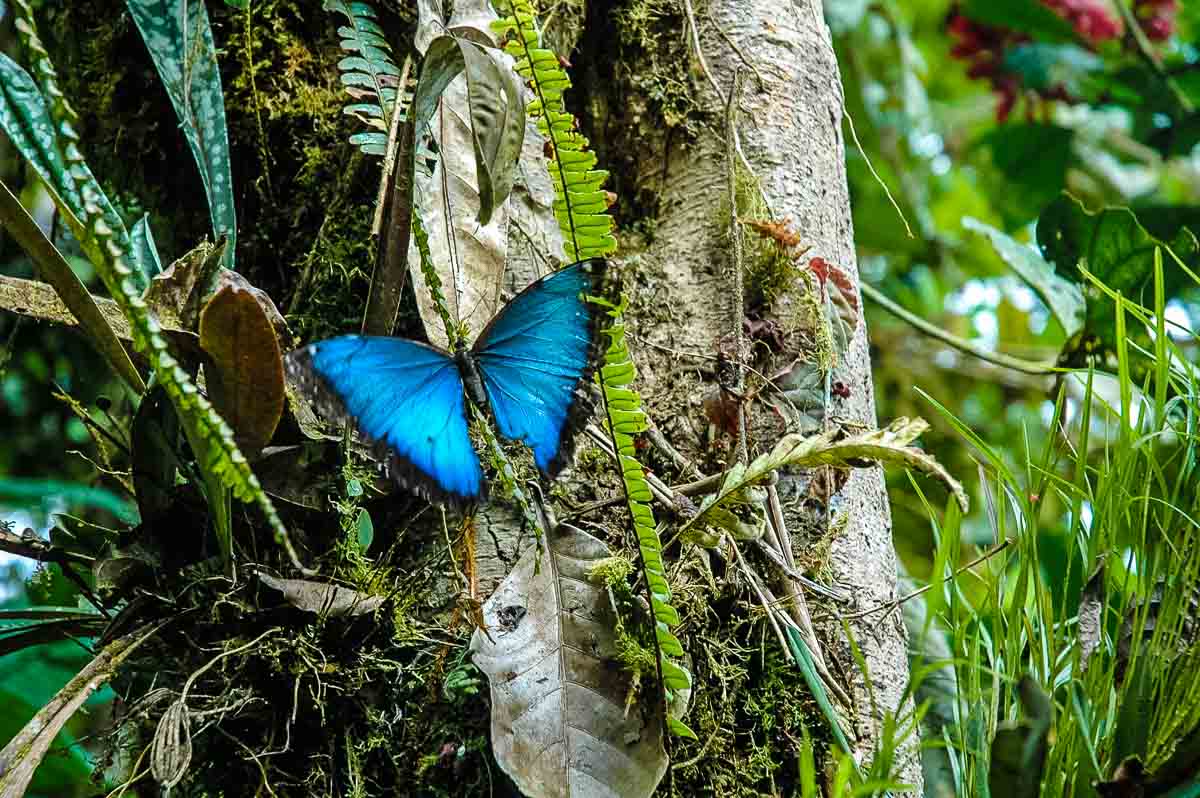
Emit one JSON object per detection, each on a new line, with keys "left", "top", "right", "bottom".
{"left": 286, "top": 335, "right": 484, "bottom": 505}
{"left": 472, "top": 258, "right": 608, "bottom": 476}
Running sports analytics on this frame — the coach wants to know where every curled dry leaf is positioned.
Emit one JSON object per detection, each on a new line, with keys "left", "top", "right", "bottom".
{"left": 199, "top": 278, "right": 286, "bottom": 457}
{"left": 470, "top": 523, "right": 668, "bottom": 798}
{"left": 151, "top": 699, "right": 193, "bottom": 790}
{"left": 1078, "top": 560, "right": 1105, "bottom": 673}
{"left": 142, "top": 240, "right": 225, "bottom": 333}
{"left": 254, "top": 570, "right": 385, "bottom": 617}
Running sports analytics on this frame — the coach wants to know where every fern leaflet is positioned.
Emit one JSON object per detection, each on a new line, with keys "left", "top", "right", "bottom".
{"left": 493, "top": 0, "right": 691, "bottom": 737}
{"left": 492, "top": 1, "right": 615, "bottom": 261}
{"left": 326, "top": 0, "right": 406, "bottom": 156}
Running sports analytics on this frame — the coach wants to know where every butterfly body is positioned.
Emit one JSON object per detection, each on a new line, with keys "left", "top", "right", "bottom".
{"left": 286, "top": 259, "right": 608, "bottom": 506}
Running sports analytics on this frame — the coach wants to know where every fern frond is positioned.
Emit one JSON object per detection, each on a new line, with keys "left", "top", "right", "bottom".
{"left": 325, "top": 0, "right": 406, "bottom": 157}
{"left": 76, "top": 188, "right": 303, "bottom": 567}
{"left": 596, "top": 296, "right": 696, "bottom": 739}
{"left": 493, "top": 0, "right": 688, "bottom": 736}
{"left": 7, "top": 1, "right": 145, "bottom": 289}
{"left": 492, "top": 1, "right": 615, "bottom": 261}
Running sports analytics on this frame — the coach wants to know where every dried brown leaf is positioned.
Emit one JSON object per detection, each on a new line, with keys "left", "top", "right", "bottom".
{"left": 199, "top": 280, "right": 285, "bottom": 456}
{"left": 254, "top": 571, "right": 385, "bottom": 617}
{"left": 470, "top": 524, "right": 668, "bottom": 798}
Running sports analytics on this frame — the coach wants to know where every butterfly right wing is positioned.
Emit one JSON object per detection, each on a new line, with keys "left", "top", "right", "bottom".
{"left": 285, "top": 336, "right": 483, "bottom": 505}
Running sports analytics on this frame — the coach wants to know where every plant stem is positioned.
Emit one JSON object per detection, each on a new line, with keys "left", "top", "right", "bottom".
{"left": 861, "top": 281, "right": 1057, "bottom": 376}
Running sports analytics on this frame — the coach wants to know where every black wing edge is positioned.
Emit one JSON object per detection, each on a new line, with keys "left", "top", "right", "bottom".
{"left": 284, "top": 344, "right": 484, "bottom": 510}
{"left": 544, "top": 257, "right": 615, "bottom": 480}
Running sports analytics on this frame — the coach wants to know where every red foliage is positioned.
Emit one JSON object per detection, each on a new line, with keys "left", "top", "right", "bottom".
{"left": 945, "top": 0, "right": 1169, "bottom": 122}
{"left": 1135, "top": 0, "right": 1178, "bottom": 40}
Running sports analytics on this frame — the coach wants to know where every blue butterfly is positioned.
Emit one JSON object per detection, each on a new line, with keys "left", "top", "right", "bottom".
{"left": 285, "top": 258, "right": 608, "bottom": 506}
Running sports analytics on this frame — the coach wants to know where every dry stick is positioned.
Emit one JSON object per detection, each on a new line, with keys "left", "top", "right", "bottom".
{"left": 725, "top": 67, "right": 749, "bottom": 466}
{"left": 861, "top": 281, "right": 1057, "bottom": 376}
{"left": 832, "top": 539, "right": 1013, "bottom": 623}
{"left": 361, "top": 112, "right": 417, "bottom": 336}
{"left": 726, "top": 535, "right": 794, "bottom": 664}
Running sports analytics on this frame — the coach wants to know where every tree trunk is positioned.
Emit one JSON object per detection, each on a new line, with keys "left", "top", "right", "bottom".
{"left": 578, "top": 0, "right": 921, "bottom": 786}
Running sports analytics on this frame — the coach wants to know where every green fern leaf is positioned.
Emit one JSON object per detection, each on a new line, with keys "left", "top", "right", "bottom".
{"left": 0, "top": 52, "right": 143, "bottom": 290}
{"left": 595, "top": 295, "right": 695, "bottom": 738}
{"left": 492, "top": 0, "right": 616, "bottom": 261}
{"left": 325, "top": 0, "right": 407, "bottom": 157}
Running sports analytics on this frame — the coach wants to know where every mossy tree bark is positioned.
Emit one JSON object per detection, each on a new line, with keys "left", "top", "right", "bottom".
{"left": 571, "top": 0, "right": 922, "bottom": 787}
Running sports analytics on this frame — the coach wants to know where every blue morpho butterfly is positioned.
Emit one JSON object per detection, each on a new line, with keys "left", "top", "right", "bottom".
{"left": 285, "top": 258, "right": 609, "bottom": 506}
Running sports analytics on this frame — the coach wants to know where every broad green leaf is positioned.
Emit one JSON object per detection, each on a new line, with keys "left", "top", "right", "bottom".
{"left": 1037, "top": 194, "right": 1199, "bottom": 346}
{"left": 983, "top": 124, "right": 1074, "bottom": 225}
{"left": 963, "top": 216, "right": 1085, "bottom": 335}
{"left": 0, "top": 477, "right": 136, "bottom": 523}
{"left": 126, "top": 0, "right": 237, "bottom": 267}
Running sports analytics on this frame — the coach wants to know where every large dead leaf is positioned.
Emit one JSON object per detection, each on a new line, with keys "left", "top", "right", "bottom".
{"left": 470, "top": 524, "right": 667, "bottom": 798}
{"left": 408, "top": 4, "right": 513, "bottom": 348}
{"left": 254, "top": 571, "right": 384, "bottom": 617}
{"left": 199, "top": 277, "right": 285, "bottom": 456}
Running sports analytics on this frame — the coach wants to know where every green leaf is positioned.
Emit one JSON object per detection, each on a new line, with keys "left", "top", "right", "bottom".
{"left": 963, "top": 216, "right": 1085, "bottom": 335}
{"left": 983, "top": 124, "right": 1074, "bottom": 225}
{"left": 126, "top": 0, "right": 237, "bottom": 268}
{"left": 962, "top": 0, "right": 1080, "bottom": 43}
{"left": 355, "top": 508, "right": 374, "bottom": 552}
{"left": 1036, "top": 194, "right": 1199, "bottom": 346}
{"left": 130, "top": 214, "right": 164, "bottom": 279}
{"left": 0, "top": 54, "right": 141, "bottom": 291}
{"left": 0, "top": 477, "right": 136, "bottom": 523}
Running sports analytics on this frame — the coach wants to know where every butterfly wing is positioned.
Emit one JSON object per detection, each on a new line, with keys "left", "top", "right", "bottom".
{"left": 472, "top": 258, "right": 608, "bottom": 476}
{"left": 286, "top": 336, "right": 483, "bottom": 505}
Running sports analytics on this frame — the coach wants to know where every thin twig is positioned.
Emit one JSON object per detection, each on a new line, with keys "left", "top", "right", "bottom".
{"left": 0, "top": 525, "right": 94, "bottom": 567}
{"left": 725, "top": 68, "right": 749, "bottom": 465}
{"left": 726, "top": 535, "right": 794, "bottom": 664}
{"left": 861, "top": 282, "right": 1057, "bottom": 375}
{"left": 832, "top": 539, "right": 1012, "bottom": 622}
